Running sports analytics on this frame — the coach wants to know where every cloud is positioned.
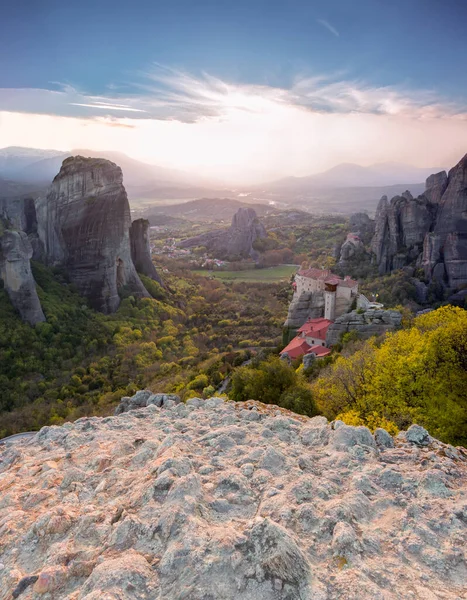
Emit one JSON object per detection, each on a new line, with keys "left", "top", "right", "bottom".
{"left": 317, "top": 19, "right": 340, "bottom": 37}
{"left": 70, "top": 102, "right": 147, "bottom": 113}
{"left": 1, "top": 66, "right": 466, "bottom": 124}
{"left": 2, "top": 67, "right": 467, "bottom": 184}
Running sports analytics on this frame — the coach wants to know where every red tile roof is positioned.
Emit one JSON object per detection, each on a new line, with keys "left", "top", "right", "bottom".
{"left": 306, "top": 345, "right": 331, "bottom": 357}
{"left": 280, "top": 336, "right": 332, "bottom": 359}
{"left": 280, "top": 337, "right": 312, "bottom": 359}
{"left": 296, "top": 268, "right": 357, "bottom": 289}
{"left": 297, "top": 317, "right": 332, "bottom": 340}
{"left": 297, "top": 268, "right": 332, "bottom": 279}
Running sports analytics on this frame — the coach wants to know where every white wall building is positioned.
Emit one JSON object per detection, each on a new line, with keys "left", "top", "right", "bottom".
{"left": 293, "top": 268, "right": 358, "bottom": 321}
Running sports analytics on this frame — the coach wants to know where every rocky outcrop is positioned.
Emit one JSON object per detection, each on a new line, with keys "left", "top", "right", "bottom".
{"left": 371, "top": 192, "right": 435, "bottom": 275}
{"left": 284, "top": 291, "right": 324, "bottom": 328}
{"left": 423, "top": 155, "right": 467, "bottom": 288}
{"left": 372, "top": 155, "right": 467, "bottom": 290}
{"left": 0, "top": 197, "right": 37, "bottom": 233}
{"left": 349, "top": 212, "right": 374, "bottom": 243}
{"left": 0, "top": 228, "right": 45, "bottom": 325}
{"left": 179, "top": 207, "right": 267, "bottom": 260}
{"left": 35, "top": 156, "right": 149, "bottom": 313}
{"left": 338, "top": 233, "right": 364, "bottom": 267}
{"left": 225, "top": 207, "right": 267, "bottom": 258}
{"left": 1, "top": 396, "right": 466, "bottom": 600}
{"left": 326, "top": 308, "right": 402, "bottom": 345}
{"left": 129, "top": 218, "right": 163, "bottom": 285}
{"left": 424, "top": 171, "right": 448, "bottom": 205}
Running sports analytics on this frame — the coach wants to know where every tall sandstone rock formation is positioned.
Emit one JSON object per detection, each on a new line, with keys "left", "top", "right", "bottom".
{"left": 35, "top": 156, "right": 150, "bottom": 313}
{"left": 372, "top": 154, "right": 467, "bottom": 289}
{"left": 129, "top": 218, "right": 163, "bottom": 285}
{"left": 423, "top": 156, "right": 467, "bottom": 288}
{"left": 179, "top": 207, "right": 267, "bottom": 260}
{"left": 0, "top": 228, "right": 45, "bottom": 325}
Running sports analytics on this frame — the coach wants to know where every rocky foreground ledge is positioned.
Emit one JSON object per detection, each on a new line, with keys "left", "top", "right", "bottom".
{"left": 0, "top": 396, "right": 466, "bottom": 600}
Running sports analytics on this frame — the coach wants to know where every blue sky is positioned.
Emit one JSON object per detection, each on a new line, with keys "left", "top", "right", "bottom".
{"left": 3, "top": 0, "right": 467, "bottom": 97}
{"left": 1, "top": 0, "right": 467, "bottom": 182}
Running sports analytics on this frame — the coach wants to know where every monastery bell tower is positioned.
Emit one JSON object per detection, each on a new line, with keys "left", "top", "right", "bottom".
{"left": 324, "top": 281, "right": 337, "bottom": 321}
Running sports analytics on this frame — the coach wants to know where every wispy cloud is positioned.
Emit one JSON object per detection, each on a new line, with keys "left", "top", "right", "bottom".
{"left": 1, "top": 66, "right": 467, "bottom": 125}
{"left": 70, "top": 102, "right": 147, "bottom": 112}
{"left": 317, "top": 19, "right": 340, "bottom": 38}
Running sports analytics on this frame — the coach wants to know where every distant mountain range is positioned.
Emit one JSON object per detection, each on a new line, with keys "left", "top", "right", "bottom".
{"left": 0, "top": 147, "right": 444, "bottom": 214}
{"left": 266, "top": 161, "right": 445, "bottom": 191}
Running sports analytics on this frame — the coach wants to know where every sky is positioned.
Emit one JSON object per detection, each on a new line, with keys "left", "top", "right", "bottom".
{"left": 1, "top": 0, "right": 467, "bottom": 184}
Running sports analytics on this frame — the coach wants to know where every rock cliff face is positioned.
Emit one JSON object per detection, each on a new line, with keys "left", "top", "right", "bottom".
{"left": 0, "top": 197, "right": 37, "bottom": 234}
{"left": 338, "top": 233, "right": 364, "bottom": 267}
{"left": 36, "top": 157, "right": 149, "bottom": 313}
{"left": 1, "top": 396, "right": 466, "bottom": 600}
{"left": 423, "top": 156, "right": 467, "bottom": 288}
{"left": 0, "top": 228, "right": 45, "bottom": 325}
{"left": 371, "top": 192, "right": 435, "bottom": 275}
{"left": 372, "top": 155, "right": 467, "bottom": 289}
{"left": 284, "top": 291, "right": 324, "bottom": 328}
{"left": 326, "top": 309, "right": 402, "bottom": 346}
{"left": 179, "top": 207, "right": 267, "bottom": 260}
{"left": 129, "top": 218, "right": 163, "bottom": 285}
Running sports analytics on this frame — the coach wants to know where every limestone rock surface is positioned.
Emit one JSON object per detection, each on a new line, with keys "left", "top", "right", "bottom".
{"left": 1, "top": 396, "right": 466, "bottom": 600}
{"left": 326, "top": 309, "right": 402, "bottom": 346}
{"left": 179, "top": 207, "right": 267, "bottom": 260}
{"left": 129, "top": 218, "right": 163, "bottom": 285}
{"left": 284, "top": 291, "right": 324, "bottom": 328}
{"left": 35, "top": 156, "right": 149, "bottom": 313}
{"left": 0, "top": 229, "right": 45, "bottom": 325}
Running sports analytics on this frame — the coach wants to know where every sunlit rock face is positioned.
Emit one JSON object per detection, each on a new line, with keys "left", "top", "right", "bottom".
{"left": 130, "top": 218, "right": 163, "bottom": 285}
{"left": 0, "top": 397, "right": 466, "bottom": 599}
{"left": 35, "top": 156, "right": 149, "bottom": 313}
{"left": 0, "top": 228, "right": 45, "bottom": 325}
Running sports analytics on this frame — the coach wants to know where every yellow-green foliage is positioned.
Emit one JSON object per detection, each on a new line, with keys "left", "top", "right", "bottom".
{"left": 0, "top": 261, "right": 289, "bottom": 436}
{"left": 312, "top": 306, "right": 467, "bottom": 445}
{"left": 230, "top": 355, "right": 317, "bottom": 417}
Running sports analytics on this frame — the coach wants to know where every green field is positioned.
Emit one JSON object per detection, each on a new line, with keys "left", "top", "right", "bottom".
{"left": 193, "top": 264, "right": 298, "bottom": 282}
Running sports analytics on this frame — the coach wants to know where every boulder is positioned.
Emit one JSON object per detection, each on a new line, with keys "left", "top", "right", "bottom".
{"left": 406, "top": 424, "right": 431, "bottom": 446}
{"left": 115, "top": 391, "right": 181, "bottom": 414}
{"left": 35, "top": 156, "right": 149, "bottom": 313}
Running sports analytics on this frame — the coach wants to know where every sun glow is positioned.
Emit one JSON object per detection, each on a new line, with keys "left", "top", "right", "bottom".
{"left": 2, "top": 71, "right": 467, "bottom": 184}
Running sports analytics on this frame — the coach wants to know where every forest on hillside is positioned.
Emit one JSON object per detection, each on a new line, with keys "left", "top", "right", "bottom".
{"left": 0, "top": 260, "right": 289, "bottom": 437}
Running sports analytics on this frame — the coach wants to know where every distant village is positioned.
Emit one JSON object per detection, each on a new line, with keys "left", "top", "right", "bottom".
{"left": 149, "top": 231, "right": 231, "bottom": 268}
